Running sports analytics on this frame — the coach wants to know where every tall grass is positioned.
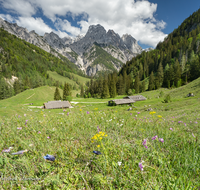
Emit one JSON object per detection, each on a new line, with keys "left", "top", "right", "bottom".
{"left": 0, "top": 106, "right": 199, "bottom": 189}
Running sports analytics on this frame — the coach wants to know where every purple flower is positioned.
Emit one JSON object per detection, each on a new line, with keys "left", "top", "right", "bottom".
{"left": 195, "top": 121, "right": 198, "bottom": 124}
{"left": 97, "top": 126, "right": 101, "bottom": 133}
{"left": 152, "top": 135, "right": 158, "bottom": 140}
{"left": 38, "top": 131, "right": 41, "bottom": 134}
{"left": 25, "top": 120, "right": 28, "bottom": 125}
{"left": 192, "top": 133, "right": 195, "bottom": 138}
{"left": 139, "top": 160, "right": 144, "bottom": 171}
{"left": 142, "top": 139, "right": 148, "bottom": 148}
{"left": 87, "top": 111, "right": 89, "bottom": 114}
{"left": 2, "top": 148, "right": 11, "bottom": 153}
{"left": 47, "top": 136, "right": 50, "bottom": 139}
{"left": 137, "top": 112, "right": 140, "bottom": 114}
{"left": 159, "top": 138, "right": 164, "bottom": 143}
{"left": 130, "top": 113, "right": 132, "bottom": 115}
{"left": 17, "top": 127, "right": 22, "bottom": 130}
{"left": 178, "top": 121, "right": 182, "bottom": 123}
{"left": 24, "top": 114, "right": 26, "bottom": 117}
{"left": 18, "top": 115, "right": 21, "bottom": 118}
{"left": 184, "top": 123, "right": 187, "bottom": 126}
{"left": 169, "top": 128, "right": 173, "bottom": 131}
{"left": 67, "top": 112, "right": 69, "bottom": 116}
{"left": 63, "top": 109, "right": 66, "bottom": 112}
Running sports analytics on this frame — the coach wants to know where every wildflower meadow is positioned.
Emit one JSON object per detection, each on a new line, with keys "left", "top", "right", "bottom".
{"left": 0, "top": 83, "right": 200, "bottom": 189}
{"left": 0, "top": 104, "right": 200, "bottom": 189}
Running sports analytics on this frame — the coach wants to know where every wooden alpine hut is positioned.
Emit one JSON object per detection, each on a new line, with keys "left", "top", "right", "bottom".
{"left": 108, "top": 99, "right": 135, "bottom": 106}
{"left": 123, "top": 95, "right": 147, "bottom": 102}
{"left": 44, "top": 100, "right": 71, "bottom": 109}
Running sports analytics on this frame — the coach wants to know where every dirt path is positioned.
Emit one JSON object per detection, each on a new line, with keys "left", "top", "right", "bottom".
{"left": 26, "top": 93, "right": 35, "bottom": 99}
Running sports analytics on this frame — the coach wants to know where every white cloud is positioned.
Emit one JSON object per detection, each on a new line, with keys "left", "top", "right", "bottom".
{"left": 0, "top": 0, "right": 36, "bottom": 17}
{"left": 16, "top": 17, "right": 69, "bottom": 38}
{"left": 0, "top": 0, "right": 168, "bottom": 47}
{"left": 0, "top": 14, "right": 15, "bottom": 22}
{"left": 16, "top": 17, "right": 52, "bottom": 35}
{"left": 54, "top": 18, "right": 81, "bottom": 37}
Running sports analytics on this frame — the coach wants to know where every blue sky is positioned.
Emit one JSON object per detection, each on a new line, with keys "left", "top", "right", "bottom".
{"left": 0, "top": 0, "right": 199, "bottom": 49}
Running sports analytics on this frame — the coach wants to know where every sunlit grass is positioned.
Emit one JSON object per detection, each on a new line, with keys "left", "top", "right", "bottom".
{"left": 0, "top": 78, "right": 200, "bottom": 189}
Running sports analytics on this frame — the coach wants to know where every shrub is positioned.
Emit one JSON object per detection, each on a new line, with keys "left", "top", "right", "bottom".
{"left": 162, "top": 94, "right": 171, "bottom": 103}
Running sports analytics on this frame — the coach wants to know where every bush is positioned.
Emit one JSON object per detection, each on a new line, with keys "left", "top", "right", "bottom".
{"left": 162, "top": 94, "right": 171, "bottom": 103}
{"left": 66, "top": 96, "right": 72, "bottom": 102}
{"left": 128, "top": 89, "right": 133, "bottom": 96}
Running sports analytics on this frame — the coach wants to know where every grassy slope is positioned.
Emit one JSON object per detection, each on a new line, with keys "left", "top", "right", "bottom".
{"left": 0, "top": 79, "right": 200, "bottom": 189}
{"left": 47, "top": 71, "right": 90, "bottom": 86}
{"left": 1, "top": 77, "right": 200, "bottom": 118}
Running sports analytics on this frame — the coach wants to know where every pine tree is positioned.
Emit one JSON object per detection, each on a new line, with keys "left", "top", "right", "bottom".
{"left": 80, "top": 85, "right": 84, "bottom": 97}
{"left": 117, "top": 75, "right": 124, "bottom": 95}
{"left": 157, "top": 62, "right": 164, "bottom": 88}
{"left": 134, "top": 74, "right": 139, "bottom": 94}
{"left": 181, "top": 53, "right": 186, "bottom": 74}
{"left": 174, "top": 59, "right": 181, "bottom": 87}
{"left": 13, "top": 79, "right": 21, "bottom": 95}
{"left": 54, "top": 87, "right": 61, "bottom": 100}
{"left": 63, "top": 82, "right": 70, "bottom": 100}
{"left": 142, "top": 80, "right": 146, "bottom": 92}
{"left": 101, "top": 79, "right": 110, "bottom": 99}
{"left": 97, "top": 77, "right": 103, "bottom": 97}
{"left": 109, "top": 75, "right": 117, "bottom": 98}
{"left": 148, "top": 71, "right": 155, "bottom": 91}
{"left": 89, "top": 78, "right": 94, "bottom": 97}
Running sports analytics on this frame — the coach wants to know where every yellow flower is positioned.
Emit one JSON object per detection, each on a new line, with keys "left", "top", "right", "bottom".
{"left": 157, "top": 115, "right": 162, "bottom": 118}
{"left": 80, "top": 109, "right": 82, "bottom": 111}
{"left": 97, "top": 145, "right": 100, "bottom": 148}
{"left": 150, "top": 111, "right": 156, "bottom": 115}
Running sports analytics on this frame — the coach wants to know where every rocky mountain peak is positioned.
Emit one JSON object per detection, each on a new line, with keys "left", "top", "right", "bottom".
{"left": 122, "top": 33, "right": 142, "bottom": 53}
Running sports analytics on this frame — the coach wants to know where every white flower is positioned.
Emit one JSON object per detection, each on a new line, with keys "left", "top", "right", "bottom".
{"left": 118, "top": 162, "right": 122, "bottom": 166}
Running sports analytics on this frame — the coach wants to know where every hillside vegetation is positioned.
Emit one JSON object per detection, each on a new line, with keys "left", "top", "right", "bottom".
{"left": 0, "top": 78, "right": 200, "bottom": 189}
{"left": 0, "top": 28, "right": 86, "bottom": 100}
{"left": 119, "top": 8, "right": 200, "bottom": 92}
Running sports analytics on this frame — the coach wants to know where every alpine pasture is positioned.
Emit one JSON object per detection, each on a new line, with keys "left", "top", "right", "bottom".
{"left": 0, "top": 78, "right": 200, "bottom": 189}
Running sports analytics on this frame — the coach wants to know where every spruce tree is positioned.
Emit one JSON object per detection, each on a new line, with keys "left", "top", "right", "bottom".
{"left": 54, "top": 87, "right": 61, "bottom": 100}
{"left": 142, "top": 80, "right": 146, "bottom": 92}
{"left": 80, "top": 85, "right": 84, "bottom": 97}
{"left": 174, "top": 59, "right": 181, "bottom": 87}
{"left": 109, "top": 75, "right": 116, "bottom": 98}
{"left": 13, "top": 79, "right": 21, "bottom": 95}
{"left": 101, "top": 79, "right": 110, "bottom": 99}
{"left": 117, "top": 75, "right": 124, "bottom": 95}
{"left": 97, "top": 77, "right": 103, "bottom": 97}
{"left": 63, "top": 82, "right": 68, "bottom": 100}
{"left": 148, "top": 71, "right": 155, "bottom": 91}
{"left": 157, "top": 62, "right": 164, "bottom": 88}
{"left": 134, "top": 74, "right": 139, "bottom": 94}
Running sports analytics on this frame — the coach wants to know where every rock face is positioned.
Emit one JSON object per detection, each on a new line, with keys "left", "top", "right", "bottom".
{"left": 0, "top": 17, "right": 51, "bottom": 54}
{"left": 0, "top": 18, "right": 142, "bottom": 76}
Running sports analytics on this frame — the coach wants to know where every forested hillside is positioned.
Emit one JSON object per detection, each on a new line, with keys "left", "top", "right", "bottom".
{"left": 0, "top": 28, "right": 86, "bottom": 100}
{"left": 81, "top": 8, "right": 200, "bottom": 99}
{"left": 119, "top": 8, "right": 200, "bottom": 90}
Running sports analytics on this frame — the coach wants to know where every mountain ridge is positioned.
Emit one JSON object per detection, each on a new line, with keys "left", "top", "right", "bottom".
{"left": 0, "top": 18, "right": 142, "bottom": 76}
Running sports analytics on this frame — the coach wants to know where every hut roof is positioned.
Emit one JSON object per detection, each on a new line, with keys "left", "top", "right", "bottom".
{"left": 123, "top": 95, "right": 147, "bottom": 101}
{"left": 44, "top": 101, "right": 71, "bottom": 109}
{"left": 109, "top": 99, "right": 135, "bottom": 105}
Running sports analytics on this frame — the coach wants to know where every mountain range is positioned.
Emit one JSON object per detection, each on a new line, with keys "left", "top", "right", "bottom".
{"left": 0, "top": 18, "right": 142, "bottom": 76}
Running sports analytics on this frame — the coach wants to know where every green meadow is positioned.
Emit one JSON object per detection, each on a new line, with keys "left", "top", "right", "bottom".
{"left": 47, "top": 71, "right": 90, "bottom": 86}
{"left": 0, "top": 78, "right": 200, "bottom": 189}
